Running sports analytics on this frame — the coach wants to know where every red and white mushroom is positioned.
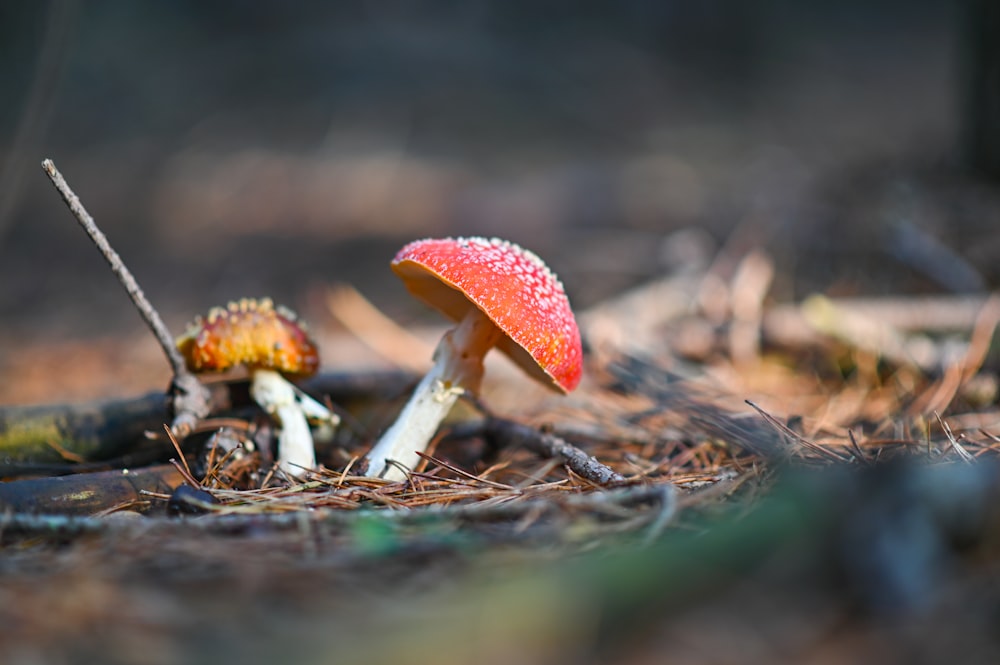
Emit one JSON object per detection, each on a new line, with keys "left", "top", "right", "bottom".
{"left": 364, "top": 237, "right": 583, "bottom": 480}
{"left": 177, "top": 298, "right": 338, "bottom": 479}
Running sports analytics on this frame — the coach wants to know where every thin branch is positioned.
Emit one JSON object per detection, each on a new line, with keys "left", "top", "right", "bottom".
{"left": 41, "top": 159, "right": 184, "bottom": 373}
{"left": 0, "top": 463, "right": 186, "bottom": 516}
{"left": 0, "top": 391, "right": 169, "bottom": 472}
{"left": 484, "top": 416, "right": 626, "bottom": 486}
{"left": 40, "top": 158, "right": 211, "bottom": 434}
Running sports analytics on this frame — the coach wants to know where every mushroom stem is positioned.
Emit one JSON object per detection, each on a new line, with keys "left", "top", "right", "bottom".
{"left": 365, "top": 307, "right": 501, "bottom": 480}
{"left": 274, "top": 402, "right": 315, "bottom": 479}
{"left": 250, "top": 369, "right": 318, "bottom": 479}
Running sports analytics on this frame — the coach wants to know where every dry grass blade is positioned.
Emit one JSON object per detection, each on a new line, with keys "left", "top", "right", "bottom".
{"left": 325, "top": 283, "right": 434, "bottom": 373}
{"left": 935, "top": 412, "right": 975, "bottom": 464}
{"left": 728, "top": 250, "right": 774, "bottom": 365}
{"left": 44, "top": 438, "right": 88, "bottom": 464}
{"left": 162, "top": 424, "right": 197, "bottom": 484}
{"left": 847, "top": 429, "right": 873, "bottom": 467}
{"left": 907, "top": 295, "right": 1000, "bottom": 417}
{"left": 413, "top": 452, "right": 516, "bottom": 490}
{"left": 745, "top": 400, "right": 848, "bottom": 462}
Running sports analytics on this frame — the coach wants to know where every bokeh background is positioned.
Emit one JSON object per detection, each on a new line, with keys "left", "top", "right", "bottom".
{"left": 0, "top": 1, "right": 988, "bottom": 403}
{"left": 7, "top": 6, "right": 1000, "bottom": 665}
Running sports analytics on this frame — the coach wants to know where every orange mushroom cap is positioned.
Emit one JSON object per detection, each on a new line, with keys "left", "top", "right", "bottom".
{"left": 177, "top": 298, "right": 319, "bottom": 376}
{"left": 391, "top": 237, "right": 583, "bottom": 393}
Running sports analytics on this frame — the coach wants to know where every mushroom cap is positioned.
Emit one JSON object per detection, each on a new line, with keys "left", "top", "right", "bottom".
{"left": 391, "top": 237, "right": 583, "bottom": 393}
{"left": 177, "top": 298, "right": 319, "bottom": 376}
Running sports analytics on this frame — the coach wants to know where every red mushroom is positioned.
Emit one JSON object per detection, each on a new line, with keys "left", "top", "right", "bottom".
{"left": 364, "top": 237, "right": 582, "bottom": 480}
{"left": 177, "top": 298, "right": 337, "bottom": 479}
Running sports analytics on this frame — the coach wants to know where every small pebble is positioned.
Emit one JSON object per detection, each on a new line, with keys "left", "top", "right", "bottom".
{"left": 167, "top": 484, "right": 219, "bottom": 517}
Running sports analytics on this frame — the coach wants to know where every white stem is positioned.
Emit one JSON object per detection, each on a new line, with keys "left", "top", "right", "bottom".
{"left": 275, "top": 402, "right": 316, "bottom": 479}
{"left": 365, "top": 307, "right": 500, "bottom": 480}
{"left": 250, "top": 368, "right": 318, "bottom": 480}
{"left": 293, "top": 385, "right": 340, "bottom": 426}
{"left": 363, "top": 359, "right": 463, "bottom": 480}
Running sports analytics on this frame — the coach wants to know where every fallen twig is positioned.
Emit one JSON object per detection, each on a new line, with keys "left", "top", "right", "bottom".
{"left": 483, "top": 416, "right": 626, "bottom": 486}
{"left": 0, "top": 392, "right": 170, "bottom": 471}
{"left": 0, "top": 481, "right": 679, "bottom": 538}
{"left": 0, "top": 368, "right": 412, "bottom": 474}
{"left": 41, "top": 158, "right": 211, "bottom": 436}
{"left": 0, "top": 463, "right": 185, "bottom": 515}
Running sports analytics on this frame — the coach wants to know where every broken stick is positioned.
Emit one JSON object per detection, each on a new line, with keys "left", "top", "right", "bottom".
{"left": 40, "top": 159, "right": 211, "bottom": 436}
{"left": 484, "top": 416, "right": 626, "bottom": 486}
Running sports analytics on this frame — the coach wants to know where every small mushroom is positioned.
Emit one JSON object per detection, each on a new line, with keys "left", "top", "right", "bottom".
{"left": 177, "top": 298, "right": 338, "bottom": 479}
{"left": 364, "top": 237, "right": 583, "bottom": 480}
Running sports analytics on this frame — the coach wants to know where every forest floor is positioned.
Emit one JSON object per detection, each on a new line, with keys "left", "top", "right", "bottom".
{"left": 3, "top": 157, "right": 1000, "bottom": 663}
{"left": 4, "top": 6, "right": 1000, "bottom": 659}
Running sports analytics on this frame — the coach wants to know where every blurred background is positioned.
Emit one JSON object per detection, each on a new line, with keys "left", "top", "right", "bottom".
{"left": 0, "top": 0, "right": 992, "bottom": 402}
